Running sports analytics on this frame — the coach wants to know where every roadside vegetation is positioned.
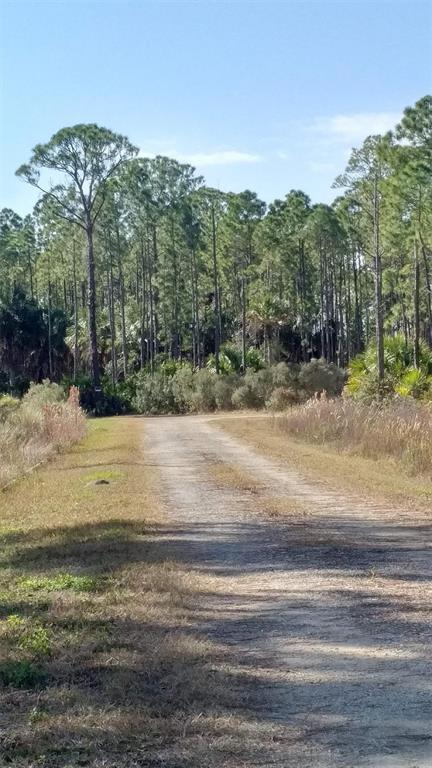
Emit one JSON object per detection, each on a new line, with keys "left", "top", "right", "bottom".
{"left": 269, "top": 334, "right": 432, "bottom": 478}
{"left": 2, "top": 417, "right": 278, "bottom": 767}
{"left": 217, "top": 412, "right": 432, "bottom": 510}
{"left": 0, "top": 381, "right": 85, "bottom": 488}
{"left": 213, "top": 336, "right": 432, "bottom": 495}
{"left": 346, "top": 335, "right": 432, "bottom": 402}
{"left": 278, "top": 396, "right": 432, "bottom": 476}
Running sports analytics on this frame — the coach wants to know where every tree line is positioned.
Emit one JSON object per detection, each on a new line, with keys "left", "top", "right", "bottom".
{"left": 1, "top": 95, "right": 430, "bottom": 395}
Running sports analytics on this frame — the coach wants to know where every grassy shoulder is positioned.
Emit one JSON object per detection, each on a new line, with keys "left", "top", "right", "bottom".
{"left": 215, "top": 414, "right": 432, "bottom": 512}
{"left": 0, "top": 417, "right": 246, "bottom": 768}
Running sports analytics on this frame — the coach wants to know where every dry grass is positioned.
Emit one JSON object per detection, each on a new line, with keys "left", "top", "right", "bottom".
{"left": 0, "top": 387, "right": 86, "bottom": 489}
{"left": 216, "top": 414, "right": 432, "bottom": 510}
{"left": 0, "top": 416, "right": 286, "bottom": 768}
{"left": 278, "top": 396, "right": 432, "bottom": 475}
{"left": 208, "top": 459, "right": 313, "bottom": 519}
{"left": 258, "top": 495, "right": 314, "bottom": 519}
{"left": 209, "top": 460, "right": 264, "bottom": 494}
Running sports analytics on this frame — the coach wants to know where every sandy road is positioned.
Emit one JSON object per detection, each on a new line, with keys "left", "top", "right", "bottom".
{"left": 144, "top": 414, "right": 432, "bottom": 768}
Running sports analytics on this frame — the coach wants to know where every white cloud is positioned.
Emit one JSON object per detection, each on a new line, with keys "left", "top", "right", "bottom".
{"left": 311, "top": 112, "right": 401, "bottom": 143}
{"left": 139, "top": 147, "right": 261, "bottom": 166}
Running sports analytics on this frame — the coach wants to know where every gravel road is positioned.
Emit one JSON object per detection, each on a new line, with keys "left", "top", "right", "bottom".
{"left": 144, "top": 414, "right": 432, "bottom": 768}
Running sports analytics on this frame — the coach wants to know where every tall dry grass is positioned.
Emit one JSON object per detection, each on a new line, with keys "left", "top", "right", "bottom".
{"left": 0, "top": 385, "right": 86, "bottom": 488}
{"left": 276, "top": 396, "right": 432, "bottom": 475}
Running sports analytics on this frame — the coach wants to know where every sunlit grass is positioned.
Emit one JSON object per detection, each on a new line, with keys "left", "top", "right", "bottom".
{"left": 216, "top": 412, "right": 432, "bottom": 509}
{"left": 19, "top": 573, "right": 103, "bottom": 593}
{"left": 277, "top": 396, "right": 432, "bottom": 475}
{"left": 209, "top": 460, "right": 264, "bottom": 493}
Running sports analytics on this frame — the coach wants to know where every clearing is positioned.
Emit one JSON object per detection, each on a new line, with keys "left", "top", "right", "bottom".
{"left": 1, "top": 414, "right": 431, "bottom": 767}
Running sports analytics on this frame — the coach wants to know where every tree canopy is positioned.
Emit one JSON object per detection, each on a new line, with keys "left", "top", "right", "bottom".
{"left": 0, "top": 95, "right": 429, "bottom": 396}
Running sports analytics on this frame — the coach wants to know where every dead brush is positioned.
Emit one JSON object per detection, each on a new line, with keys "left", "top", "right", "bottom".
{"left": 0, "top": 385, "right": 86, "bottom": 488}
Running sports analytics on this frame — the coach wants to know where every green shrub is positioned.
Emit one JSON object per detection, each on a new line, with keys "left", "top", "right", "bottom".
{"left": 245, "top": 368, "right": 275, "bottom": 406}
{"left": 0, "top": 660, "right": 45, "bottom": 688}
{"left": 64, "top": 376, "right": 130, "bottom": 416}
{"left": 191, "top": 369, "right": 217, "bottom": 412}
{"left": 218, "top": 344, "right": 242, "bottom": 372}
{"left": 395, "top": 368, "right": 431, "bottom": 398}
{"left": 19, "top": 624, "right": 52, "bottom": 658}
{"left": 91, "top": 391, "right": 130, "bottom": 416}
{"left": 22, "top": 380, "right": 65, "bottom": 409}
{"left": 298, "top": 358, "right": 346, "bottom": 398}
{"left": 206, "top": 351, "right": 236, "bottom": 374}
{"left": 126, "top": 360, "right": 346, "bottom": 414}
{"left": 133, "top": 371, "right": 176, "bottom": 414}
{"left": 232, "top": 384, "right": 261, "bottom": 410}
{"left": 172, "top": 366, "right": 195, "bottom": 412}
{"left": 271, "top": 361, "right": 299, "bottom": 388}
{"left": 266, "top": 386, "right": 299, "bottom": 411}
{"left": 245, "top": 347, "right": 265, "bottom": 371}
{"left": 208, "top": 344, "right": 264, "bottom": 374}
{"left": 0, "top": 395, "right": 20, "bottom": 422}
{"left": 347, "top": 336, "right": 432, "bottom": 401}
{"left": 214, "top": 374, "right": 239, "bottom": 410}
{"left": 159, "top": 359, "right": 186, "bottom": 377}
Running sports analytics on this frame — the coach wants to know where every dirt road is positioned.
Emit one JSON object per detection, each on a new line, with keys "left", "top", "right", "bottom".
{"left": 144, "top": 414, "right": 432, "bottom": 768}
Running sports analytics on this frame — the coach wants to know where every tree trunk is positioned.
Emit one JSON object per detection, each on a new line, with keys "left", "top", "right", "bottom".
{"left": 72, "top": 240, "right": 79, "bottom": 382}
{"left": 85, "top": 223, "right": 100, "bottom": 388}
{"left": 373, "top": 177, "right": 385, "bottom": 388}
{"left": 140, "top": 236, "right": 147, "bottom": 369}
{"left": 108, "top": 257, "right": 117, "bottom": 388}
{"left": 319, "top": 241, "right": 325, "bottom": 358}
{"left": 46, "top": 247, "right": 53, "bottom": 380}
{"left": 241, "top": 273, "right": 247, "bottom": 372}
{"left": 352, "top": 248, "right": 361, "bottom": 354}
{"left": 419, "top": 235, "right": 432, "bottom": 344}
{"left": 28, "top": 248, "right": 34, "bottom": 299}
{"left": 211, "top": 202, "right": 221, "bottom": 373}
{"left": 192, "top": 247, "right": 201, "bottom": 367}
{"left": 47, "top": 280, "right": 53, "bottom": 380}
{"left": 118, "top": 260, "right": 128, "bottom": 379}
{"left": 150, "top": 225, "right": 158, "bottom": 372}
{"left": 414, "top": 240, "right": 420, "bottom": 368}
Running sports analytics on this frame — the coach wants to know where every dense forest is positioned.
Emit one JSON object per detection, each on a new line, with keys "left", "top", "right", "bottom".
{"left": 1, "top": 95, "right": 431, "bottom": 405}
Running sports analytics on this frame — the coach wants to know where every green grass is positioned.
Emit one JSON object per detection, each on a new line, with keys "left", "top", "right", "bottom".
{"left": 82, "top": 468, "right": 125, "bottom": 483}
{"left": 18, "top": 623, "right": 52, "bottom": 657}
{"left": 0, "top": 660, "right": 46, "bottom": 688}
{"left": 20, "top": 573, "right": 103, "bottom": 593}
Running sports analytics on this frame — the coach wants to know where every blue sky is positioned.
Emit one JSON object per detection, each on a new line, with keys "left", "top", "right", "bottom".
{"left": 1, "top": 0, "right": 431, "bottom": 216}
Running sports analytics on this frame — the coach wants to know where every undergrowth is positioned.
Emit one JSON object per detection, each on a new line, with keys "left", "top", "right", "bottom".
{"left": 0, "top": 382, "right": 86, "bottom": 488}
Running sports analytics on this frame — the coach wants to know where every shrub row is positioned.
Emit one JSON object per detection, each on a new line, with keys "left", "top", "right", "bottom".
{"left": 132, "top": 359, "right": 345, "bottom": 415}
